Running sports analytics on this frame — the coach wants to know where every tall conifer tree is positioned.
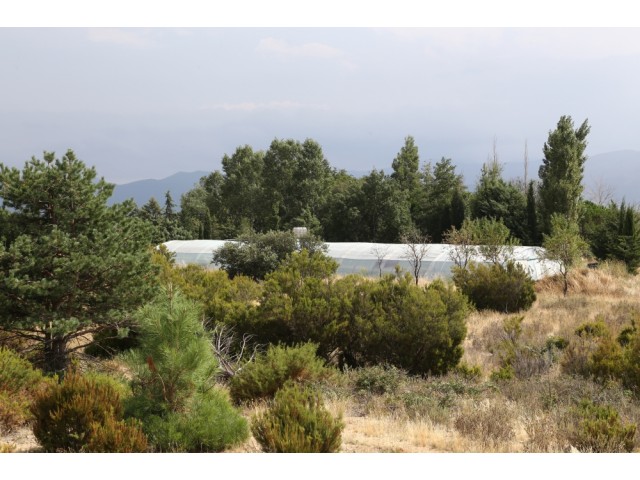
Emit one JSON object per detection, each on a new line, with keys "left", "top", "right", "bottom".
{"left": 538, "top": 115, "right": 590, "bottom": 235}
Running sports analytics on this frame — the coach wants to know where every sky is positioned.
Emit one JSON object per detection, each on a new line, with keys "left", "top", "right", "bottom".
{"left": 2, "top": 5, "right": 640, "bottom": 187}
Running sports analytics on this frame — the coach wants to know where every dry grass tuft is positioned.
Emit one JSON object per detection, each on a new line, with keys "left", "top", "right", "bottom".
{"left": 0, "top": 442, "right": 16, "bottom": 453}
{"left": 453, "top": 399, "right": 517, "bottom": 449}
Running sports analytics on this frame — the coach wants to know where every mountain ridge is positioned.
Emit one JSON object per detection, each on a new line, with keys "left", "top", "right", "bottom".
{"left": 109, "top": 171, "right": 208, "bottom": 206}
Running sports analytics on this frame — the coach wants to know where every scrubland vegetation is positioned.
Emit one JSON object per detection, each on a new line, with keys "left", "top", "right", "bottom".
{"left": 3, "top": 255, "right": 640, "bottom": 453}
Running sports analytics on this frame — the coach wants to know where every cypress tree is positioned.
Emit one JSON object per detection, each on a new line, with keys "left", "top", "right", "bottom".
{"left": 526, "top": 181, "right": 540, "bottom": 245}
{"left": 538, "top": 115, "right": 590, "bottom": 235}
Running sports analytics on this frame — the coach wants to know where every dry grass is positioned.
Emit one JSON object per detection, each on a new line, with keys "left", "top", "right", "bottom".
{"left": 463, "top": 266, "right": 640, "bottom": 378}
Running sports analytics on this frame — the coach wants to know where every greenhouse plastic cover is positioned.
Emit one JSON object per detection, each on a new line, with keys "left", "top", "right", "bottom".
{"left": 162, "top": 240, "right": 561, "bottom": 281}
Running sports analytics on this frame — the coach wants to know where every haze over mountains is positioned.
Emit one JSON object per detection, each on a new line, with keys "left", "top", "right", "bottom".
{"left": 109, "top": 150, "right": 640, "bottom": 209}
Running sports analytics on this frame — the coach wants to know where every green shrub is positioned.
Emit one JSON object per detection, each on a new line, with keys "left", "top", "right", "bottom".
{"left": 82, "top": 370, "right": 132, "bottom": 401}
{"left": 565, "top": 400, "right": 636, "bottom": 452}
{"left": 157, "top": 262, "right": 262, "bottom": 329}
{"left": 0, "top": 347, "right": 48, "bottom": 398}
{"left": 562, "top": 321, "right": 627, "bottom": 383}
{"left": 618, "top": 325, "right": 636, "bottom": 347}
{"left": 31, "top": 370, "right": 147, "bottom": 452}
{"left": 490, "top": 365, "right": 515, "bottom": 381}
{"left": 575, "top": 320, "right": 610, "bottom": 339}
{"left": 140, "top": 391, "right": 249, "bottom": 452}
{"left": 545, "top": 336, "right": 569, "bottom": 351}
{"left": 454, "top": 362, "right": 483, "bottom": 381}
{"left": 588, "top": 336, "right": 625, "bottom": 381}
{"left": 0, "top": 347, "right": 51, "bottom": 433}
{"left": 230, "top": 343, "right": 333, "bottom": 403}
{"left": 352, "top": 365, "right": 407, "bottom": 395}
{"left": 251, "top": 383, "right": 343, "bottom": 453}
{"left": 256, "top": 272, "right": 469, "bottom": 376}
{"left": 621, "top": 331, "right": 640, "bottom": 393}
{"left": 453, "top": 260, "right": 536, "bottom": 313}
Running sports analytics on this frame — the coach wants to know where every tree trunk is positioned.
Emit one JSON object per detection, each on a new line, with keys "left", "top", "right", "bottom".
{"left": 44, "top": 332, "right": 69, "bottom": 374}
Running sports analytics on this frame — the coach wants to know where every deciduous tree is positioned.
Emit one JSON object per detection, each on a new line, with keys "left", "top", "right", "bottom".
{"left": 542, "top": 213, "right": 589, "bottom": 296}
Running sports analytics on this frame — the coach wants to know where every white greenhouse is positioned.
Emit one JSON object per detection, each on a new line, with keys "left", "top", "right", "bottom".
{"left": 162, "top": 240, "right": 561, "bottom": 281}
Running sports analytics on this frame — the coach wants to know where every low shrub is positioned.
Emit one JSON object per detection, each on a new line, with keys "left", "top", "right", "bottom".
{"left": 453, "top": 261, "right": 536, "bottom": 313}
{"left": 491, "top": 317, "right": 553, "bottom": 380}
{"left": 490, "top": 365, "right": 515, "bottom": 381}
{"left": 545, "top": 336, "right": 569, "bottom": 351}
{"left": 31, "top": 370, "right": 147, "bottom": 452}
{"left": 565, "top": 400, "right": 636, "bottom": 452}
{"left": 0, "top": 347, "right": 51, "bottom": 433}
{"left": 621, "top": 331, "right": 640, "bottom": 394}
{"left": 575, "top": 320, "right": 610, "bottom": 339}
{"left": 84, "top": 416, "right": 148, "bottom": 453}
{"left": 454, "top": 362, "right": 483, "bottom": 381}
{"left": 0, "top": 392, "right": 30, "bottom": 434}
{"left": 139, "top": 391, "right": 249, "bottom": 452}
{"left": 229, "top": 343, "right": 334, "bottom": 403}
{"left": 352, "top": 365, "right": 407, "bottom": 395}
{"left": 251, "top": 383, "right": 344, "bottom": 453}
{"left": 0, "top": 347, "right": 47, "bottom": 397}
{"left": 562, "top": 320, "right": 629, "bottom": 383}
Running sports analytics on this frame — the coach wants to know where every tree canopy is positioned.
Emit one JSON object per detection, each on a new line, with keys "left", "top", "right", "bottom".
{"left": 0, "top": 150, "right": 157, "bottom": 372}
{"left": 538, "top": 116, "right": 590, "bottom": 234}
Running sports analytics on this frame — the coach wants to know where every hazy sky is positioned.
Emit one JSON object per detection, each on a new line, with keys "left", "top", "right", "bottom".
{"left": 1, "top": 27, "right": 640, "bottom": 184}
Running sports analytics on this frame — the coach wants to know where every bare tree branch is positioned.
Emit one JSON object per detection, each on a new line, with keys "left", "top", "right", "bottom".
{"left": 401, "top": 229, "right": 431, "bottom": 285}
{"left": 370, "top": 244, "right": 390, "bottom": 278}
{"left": 210, "top": 324, "right": 259, "bottom": 380}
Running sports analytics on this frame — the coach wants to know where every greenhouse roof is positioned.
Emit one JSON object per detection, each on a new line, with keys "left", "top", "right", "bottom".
{"left": 162, "top": 240, "right": 560, "bottom": 281}
{"left": 164, "top": 240, "right": 559, "bottom": 280}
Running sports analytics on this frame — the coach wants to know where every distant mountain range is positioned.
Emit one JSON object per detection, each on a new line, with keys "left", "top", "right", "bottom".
{"left": 109, "top": 171, "right": 208, "bottom": 207}
{"left": 108, "top": 150, "right": 640, "bottom": 209}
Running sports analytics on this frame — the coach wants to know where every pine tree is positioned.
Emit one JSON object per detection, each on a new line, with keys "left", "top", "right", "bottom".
{"left": 420, "top": 157, "right": 465, "bottom": 242}
{"left": 471, "top": 160, "right": 527, "bottom": 244}
{"left": 0, "top": 150, "right": 157, "bottom": 373}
